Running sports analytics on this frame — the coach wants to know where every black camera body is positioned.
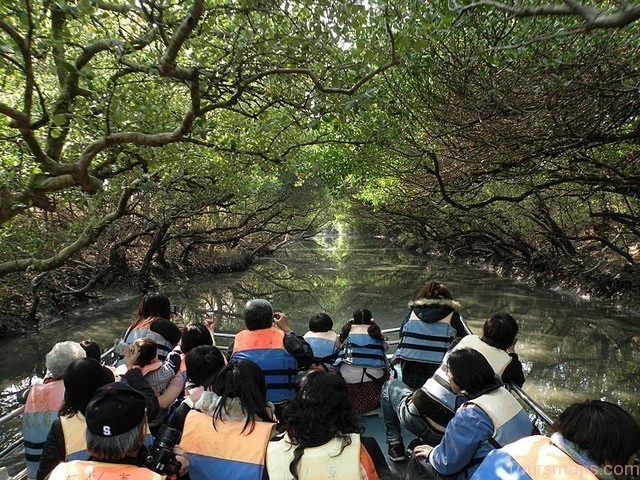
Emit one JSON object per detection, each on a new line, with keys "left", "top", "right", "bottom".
{"left": 144, "top": 425, "right": 182, "bottom": 475}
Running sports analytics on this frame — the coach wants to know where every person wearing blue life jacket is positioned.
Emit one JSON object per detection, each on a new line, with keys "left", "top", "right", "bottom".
{"left": 21, "top": 341, "right": 86, "bottom": 480}
{"left": 392, "top": 281, "right": 467, "bottom": 390}
{"left": 303, "top": 313, "right": 340, "bottom": 369}
{"left": 406, "top": 348, "right": 533, "bottom": 480}
{"left": 227, "top": 299, "right": 313, "bottom": 411}
{"left": 472, "top": 400, "right": 640, "bottom": 480}
{"left": 118, "top": 292, "right": 181, "bottom": 365}
{"left": 383, "top": 312, "right": 526, "bottom": 461}
{"left": 334, "top": 309, "right": 389, "bottom": 414}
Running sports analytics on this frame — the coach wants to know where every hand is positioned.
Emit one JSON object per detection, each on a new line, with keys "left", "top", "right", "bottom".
{"left": 204, "top": 314, "right": 216, "bottom": 335}
{"left": 413, "top": 444, "right": 434, "bottom": 458}
{"left": 123, "top": 343, "right": 139, "bottom": 369}
{"left": 173, "top": 446, "right": 189, "bottom": 477}
{"left": 273, "top": 312, "right": 292, "bottom": 333}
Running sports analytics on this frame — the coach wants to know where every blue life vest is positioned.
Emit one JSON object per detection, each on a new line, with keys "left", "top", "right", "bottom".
{"left": 231, "top": 328, "right": 298, "bottom": 403}
{"left": 117, "top": 318, "right": 175, "bottom": 366}
{"left": 304, "top": 331, "right": 339, "bottom": 368}
{"left": 393, "top": 310, "right": 456, "bottom": 364}
{"left": 334, "top": 325, "right": 387, "bottom": 370}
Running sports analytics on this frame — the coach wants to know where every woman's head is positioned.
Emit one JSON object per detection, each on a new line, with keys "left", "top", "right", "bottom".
{"left": 308, "top": 313, "right": 333, "bottom": 333}
{"left": 352, "top": 309, "right": 373, "bottom": 325}
{"left": 552, "top": 400, "right": 640, "bottom": 471}
{"left": 447, "top": 348, "right": 499, "bottom": 396}
{"left": 181, "top": 323, "right": 213, "bottom": 354}
{"left": 482, "top": 312, "right": 519, "bottom": 350}
{"left": 185, "top": 345, "right": 226, "bottom": 387}
{"left": 136, "top": 292, "right": 171, "bottom": 321}
{"left": 132, "top": 338, "right": 157, "bottom": 367}
{"left": 62, "top": 358, "right": 114, "bottom": 415}
{"left": 417, "top": 281, "right": 453, "bottom": 300}
{"left": 212, "top": 359, "right": 271, "bottom": 433}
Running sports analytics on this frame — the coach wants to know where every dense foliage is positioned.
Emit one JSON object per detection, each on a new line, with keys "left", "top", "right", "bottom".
{"left": 1, "top": 0, "right": 639, "bottom": 331}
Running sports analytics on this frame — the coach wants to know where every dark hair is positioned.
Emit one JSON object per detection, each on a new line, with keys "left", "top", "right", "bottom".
{"left": 185, "top": 345, "right": 226, "bottom": 387}
{"left": 417, "top": 281, "right": 453, "bottom": 300}
{"left": 481, "top": 312, "right": 518, "bottom": 350}
{"left": 243, "top": 299, "right": 274, "bottom": 330}
{"left": 136, "top": 292, "right": 171, "bottom": 323}
{"left": 340, "top": 309, "right": 383, "bottom": 343}
{"left": 181, "top": 323, "right": 213, "bottom": 354}
{"left": 447, "top": 348, "right": 499, "bottom": 397}
{"left": 284, "top": 371, "right": 361, "bottom": 479}
{"left": 212, "top": 359, "right": 273, "bottom": 433}
{"left": 133, "top": 338, "right": 157, "bottom": 367}
{"left": 80, "top": 339, "right": 101, "bottom": 361}
{"left": 552, "top": 400, "right": 640, "bottom": 467}
{"left": 309, "top": 313, "right": 333, "bottom": 333}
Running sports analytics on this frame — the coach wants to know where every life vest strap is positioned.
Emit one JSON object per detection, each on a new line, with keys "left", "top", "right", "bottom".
{"left": 401, "top": 332, "right": 456, "bottom": 342}
{"left": 397, "top": 341, "right": 450, "bottom": 353}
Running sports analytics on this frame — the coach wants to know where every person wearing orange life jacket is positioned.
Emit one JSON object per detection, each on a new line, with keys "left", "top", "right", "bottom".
{"left": 178, "top": 359, "right": 276, "bottom": 480}
{"left": 334, "top": 309, "right": 389, "bottom": 415}
{"left": 303, "top": 313, "right": 340, "bottom": 369}
{"left": 383, "top": 312, "right": 526, "bottom": 461}
{"left": 118, "top": 292, "right": 181, "bottom": 366}
{"left": 407, "top": 349, "right": 533, "bottom": 480}
{"left": 22, "top": 341, "right": 86, "bottom": 480}
{"left": 472, "top": 400, "right": 640, "bottom": 480}
{"left": 392, "top": 281, "right": 467, "bottom": 389}
{"left": 37, "top": 358, "right": 114, "bottom": 480}
{"left": 47, "top": 382, "right": 188, "bottom": 480}
{"left": 228, "top": 299, "right": 313, "bottom": 407}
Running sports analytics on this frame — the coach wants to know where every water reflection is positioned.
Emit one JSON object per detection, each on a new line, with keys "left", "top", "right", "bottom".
{"left": 0, "top": 235, "right": 638, "bottom": 449}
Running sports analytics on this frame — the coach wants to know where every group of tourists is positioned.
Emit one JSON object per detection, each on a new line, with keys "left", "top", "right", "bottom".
{"left": 19, "top": 282, "right": 640, "bottom": 480}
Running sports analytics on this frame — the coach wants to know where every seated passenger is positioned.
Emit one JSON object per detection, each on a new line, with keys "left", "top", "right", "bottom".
{"left": 392, "top": 281, "right": 467, "bottom": 389}
{"left": 22, "top": 341, "right": 86, "bottom": 480}
{"left": 37, "top": 358, "right": 114, "bottom": 480}
{"left": 382, "top": 311, "right": 525, "bottom": 458}
{"left": 472, "top": 400, "right": 640, "bottom": 480}
{"left": 334, "top": 309, "right": 389, "bottom": 414}
{"left": 47, "top": 382, "right": 187, "bottom": 480}
{"left": 118, "top": 291, "right": 181, "bottom": 365}
{"left": 407, "top": 349, "right": 533, "bottom": 480}
{"left": 303, "top": 313, "right": 339, "bottom": 369}
{"left": 179, "top": 359, "right": 276, "bottom": 480}
{"left": 80, "top": 339, "right": 102, "bottom": 361}
{"left": 267, "top": 370, "right": 380, "bottom": 480}
{"left": 228, "top": 299, "right": 313, "bottom": 409}
{"left": 169, "top": 344, "right": 227, "bottom": 427}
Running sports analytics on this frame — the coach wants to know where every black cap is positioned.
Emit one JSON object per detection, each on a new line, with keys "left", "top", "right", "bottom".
{"left": 63, "top": 358, "right": 114, "bottom": 413}
{"left": 85, "top": 382, "right": 146, "bottom": 437}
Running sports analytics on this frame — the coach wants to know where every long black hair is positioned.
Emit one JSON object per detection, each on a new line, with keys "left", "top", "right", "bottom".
{"left": 136, "top": 291, "right": 171, "bottom": 323}
{"left": 185, "top": 345, "right": 225, "bottom": 387}
{"left": 283, "top": 371, "right": 362, "bottom": 479}
{"left": 339, "top": 308, "right": 383, "bottom": 343}
{"left": 212, "top": 359, "right": 273, "bottom": 433}
{"left": 447, "top": 348, "right": 500, "bottom": 398}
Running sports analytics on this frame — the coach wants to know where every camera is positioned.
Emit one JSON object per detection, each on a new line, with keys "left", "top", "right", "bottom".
{"left": 144, "top": 425, "right": 181, "bottom": 475}
{"left": 114, "top": 340, "right": 127, "bottom": 356}
{"left": 170, "top": 305, "right": 178, "bottom": 315}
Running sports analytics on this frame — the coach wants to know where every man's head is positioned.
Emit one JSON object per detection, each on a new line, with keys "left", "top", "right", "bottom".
{"left": 481, "top": 312, "right": 518, "bottom": 350}
{"left": 85, "top": 383, "right": 147, "bottom": 461}
{"left": 243, "top": 299, "right": 274, "bottom": 330}
{"left": 45, "top": 341, "right": 86, "bottom": 379}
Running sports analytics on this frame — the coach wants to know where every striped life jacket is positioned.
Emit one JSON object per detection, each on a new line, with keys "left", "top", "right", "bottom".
{"left": 334, "top": 324, "right": 387, "bottom": 370}
{"left": 393, "top": 310, "right": 456, "bottom": 364}
{"left": 470, "top": 435, "right": 598, "bottom": 480}
{"left": 267, "top": 433, "right": 363, "bottom": 480}
{"left": 180, "top": 410, "right": 274, "bottom": 480}
{"left": 22, "top": 379, "right": 65, "bottom": 480}
{"left": 423, "top": 335, "right": 512, "bottom": 412}
{"left": 465, "top": 387, "right": 533, "bottom": 467}
{"left": 231, "top": 328, "right": 298, "bottom": 403}
{"left": 304, "top": 331, "right": 339, "bottom": 368}
{"left": 117, "top": 318, "right": 175, "bottom": 365}
{"left": 47, "top": 460, "right": 165, "bottom": 480}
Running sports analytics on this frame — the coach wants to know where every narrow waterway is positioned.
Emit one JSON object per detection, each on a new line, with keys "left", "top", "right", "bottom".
{"left": 1, "top": 235, "right": 639, "bottom": 472}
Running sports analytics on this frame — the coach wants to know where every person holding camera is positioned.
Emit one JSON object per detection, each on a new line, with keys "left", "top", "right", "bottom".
{"left": 46, "top": 382, "right": 188, "bottom": 480}
{"left": 227, "top": 299, "right": 313, "bottom": 414}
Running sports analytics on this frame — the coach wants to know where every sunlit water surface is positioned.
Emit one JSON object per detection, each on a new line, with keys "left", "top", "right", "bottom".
{"left": 1, "top": 235, "right": 638, "bottom": 473}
